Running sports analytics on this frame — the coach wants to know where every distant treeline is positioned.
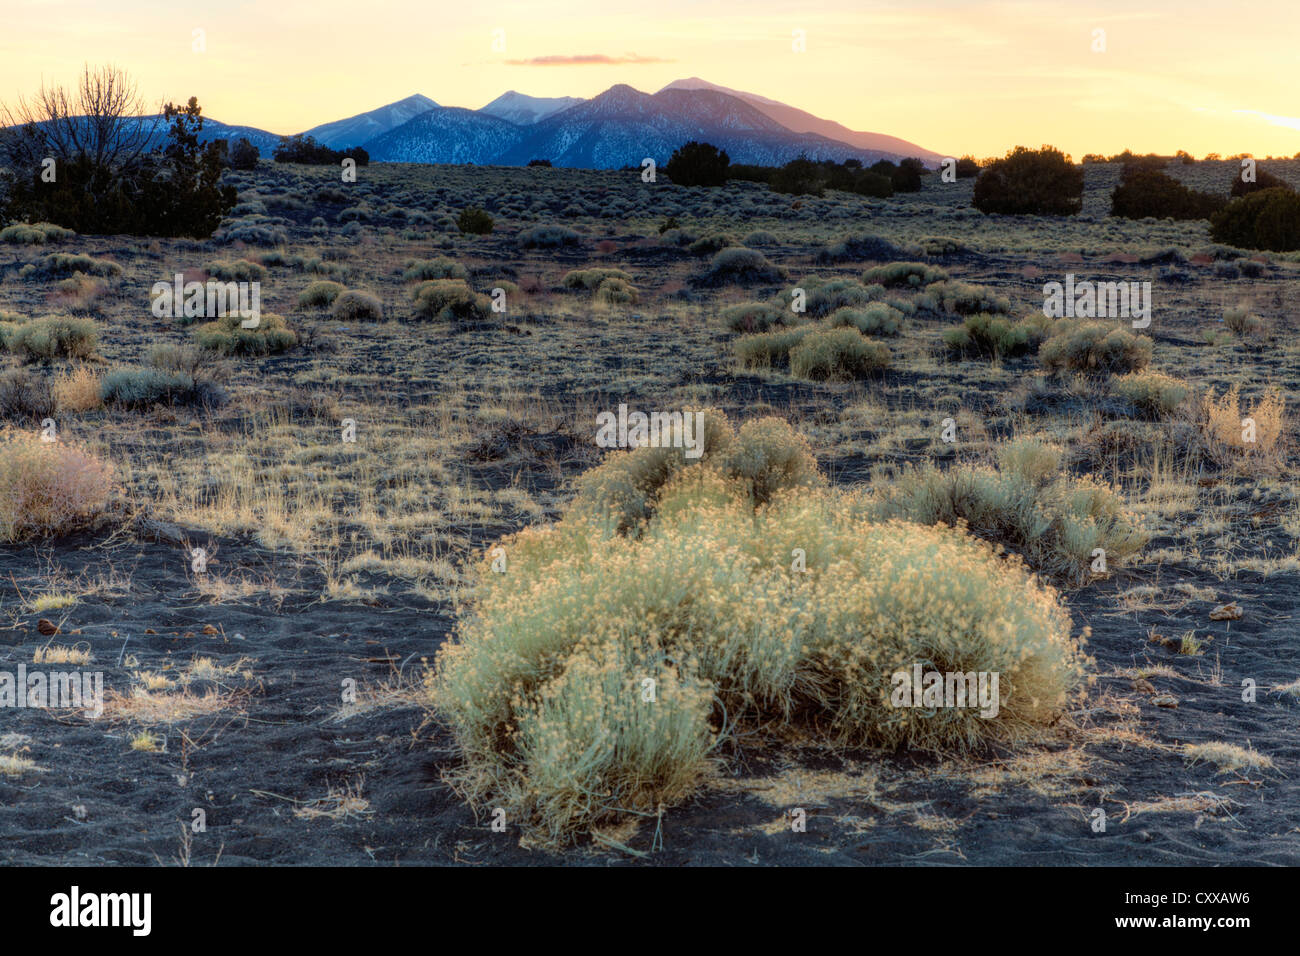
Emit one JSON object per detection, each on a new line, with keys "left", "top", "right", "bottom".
{"left": 660, "top": 141, "right": 950, "bottom": 197}
{"left": 272, "top": 135, "right": 369, "bottom": 167}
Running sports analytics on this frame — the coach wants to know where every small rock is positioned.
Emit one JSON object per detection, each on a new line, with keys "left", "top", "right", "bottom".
{"left": 1152, "top": 694, "right": 1179, "bottom": 708}
{"left": 1131, "top": 678, "right": 1157, "bottom": 694}
{"left": 37, "top": 619, "right": 59, "bottom": 636}
{"left": 1210, "top": 602, "right": 1243, "bottom": 621}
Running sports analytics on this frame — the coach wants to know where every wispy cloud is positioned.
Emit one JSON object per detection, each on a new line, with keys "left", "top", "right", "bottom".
{"left": 505, "top": 53, "right": 674, "bottom": 66}
{"left": 1233, "top": 109, "right": 1300, "bottom": 132}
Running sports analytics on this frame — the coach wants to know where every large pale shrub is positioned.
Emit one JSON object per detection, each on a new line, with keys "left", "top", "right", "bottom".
{"left": 434, "top": 416, "right": 1087, "bottom": 844}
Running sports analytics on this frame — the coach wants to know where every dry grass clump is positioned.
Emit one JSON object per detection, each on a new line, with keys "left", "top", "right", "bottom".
{"left": 53, "top": 365, "right": 105, "bottom": 413}
{"left": 1222, "top": 304, "right": 1264, "bottom": 336}
{"left": 1039, "top": 320, "right": 1153, "bottom": 376}
{"left": 433, "top": 416, "right": 1087, "bottom": 844}
{"left": 788, "top": 327, "right": 891, "bottom": 381}
{"left": 1183, "top": 742, "right": 1273, "bottom": 774}
{"left": 0, "top": 430, "right": 113, "bottom": 542}
{"left": 1200, "top": 385, "right": 1285, "bottom": 469}
{"left": 1111, "top": 370, "right": 1192, "bottom": 418}
{"left": 34, "top": 644, "right": 92, "bottom": 665}
{"left": 872, "top": 437, "right": 1147, "bottom": 584}
{"left": 51, "top": 273, "right": 108, "bottom": 312}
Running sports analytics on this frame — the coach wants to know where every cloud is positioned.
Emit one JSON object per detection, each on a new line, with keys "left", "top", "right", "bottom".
{"left": 1233, "top": 109, "right": 1300, "bottom": 132}
{"left": 505, "top": 53, "right": 674, "bottom": 66}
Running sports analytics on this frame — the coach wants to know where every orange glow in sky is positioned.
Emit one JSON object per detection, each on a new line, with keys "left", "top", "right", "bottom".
{"left": 3, "top": 0, "right": 1297, "bottom": 160}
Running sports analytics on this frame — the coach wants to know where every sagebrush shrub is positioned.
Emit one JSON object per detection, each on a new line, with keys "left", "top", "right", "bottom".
{"left": 1039, "top": 320, "right": 1152, "bottom": 376}
{"left": 830, "top": 303, "right": 904, "bottom": 336}
{"left": 788, "top": 328, "right": 891, "bottom": 381}
{"left": 3, "top": 316, "right": 98, "bottom": 362}
{"left": 0, "top": 222, "right": 75, "bottom": 244}
{"left": 298, "top": 280, "right": 346, "bottom": 308}
{"left": 815, "top": 232, "right": 903, "bottom": 263}
{"left": 205, "top": 259, "right": 267, "bottom": 282}
{"left": 863, "top": 261, "right": 950, "bottom": 288}
{"left": 330, "top": 289, "right": 383, "bottom": 321}
{"left": 562, "top": 268, "right": 632, "bottom": 290}
{"left": 0, "top": 367, "right": 55, "bottom": 423}
{"left": 1223, "top": 304, "right": 1264, "bottom": 336}
{"left": 411, "top": 279, "right": 490, "bottom": 322}
{"left": 402, "top": 258, "right": 467, "bottom": 282}
{"left": 687, "top": 233, "right": 734, "bottom": 256}
{"left": 805, "top": 278, "right": 884, "bottom": 317}
{"left": 100, "top": 367, "right": 200, "bottom": 408}
{"left": 733, "top": 326, "right": 812, "bottom": 371}
{"left": 944, "top": 313, "right": 1051, "bottom": 359}
{"left": 722, "top": 301, "right": 784, "bottom": 333}
{"left": 0, "top": 429, "right": 113, "bottom": 541}
{"left": 517, "top": 225, "right": 579, "bottom": 249}
{"left": 19, "top": 253, "right": 122, "bottom": 279}
{"left": 193, "top": 313, "right": 296, "bottom": 355}
{"left": 871, "top": 436, "right": 1147, "bottom": 584}
{"left": 698, "top": 247, "right": 784, "bottom": 286}
{"left": 1111, "top": 371, "right": 1191, "bottom": 417}
{"left": 919, "top": 280, "right": 1013, "bottom": 315}
{"left": 594, "top": 277, "right": 638, "bottom": 305}
{"left": 219, "top": 222, "right": 286, "bottom": 246}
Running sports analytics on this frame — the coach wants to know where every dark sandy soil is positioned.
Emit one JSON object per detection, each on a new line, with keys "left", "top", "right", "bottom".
{"left": 2, "top": 521, "right": 1296, "bottom": 866}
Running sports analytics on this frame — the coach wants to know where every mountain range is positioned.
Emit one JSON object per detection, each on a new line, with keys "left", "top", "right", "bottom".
{"left": 181, "top": 79, "right": 943, "bottom": 170}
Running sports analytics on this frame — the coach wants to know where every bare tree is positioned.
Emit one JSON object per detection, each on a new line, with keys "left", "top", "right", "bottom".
{"left": 0, "top": 64, "right": 161, "bottom": 175}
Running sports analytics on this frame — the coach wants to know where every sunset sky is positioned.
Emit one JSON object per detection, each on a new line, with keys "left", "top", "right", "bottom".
{"left": 3, "top": 0, "right": 1297, "bottom": 160}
